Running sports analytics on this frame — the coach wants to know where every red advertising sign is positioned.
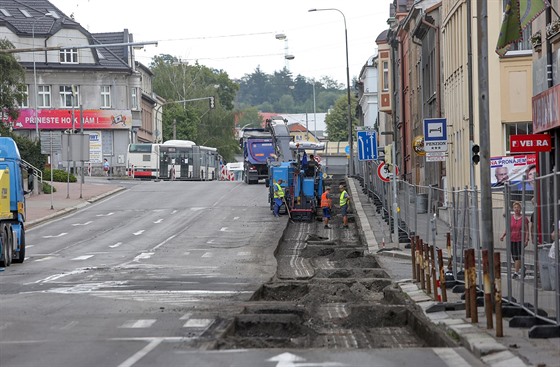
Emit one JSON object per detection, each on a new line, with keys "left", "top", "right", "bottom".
{"left": 510, "top": 134, "right": 552, "bottom": 153}
{"left": 532, "top": 83, "right": 560, "bottom": 133}
{"left": 11, "top": 109, "right": 132, "bottom": 130}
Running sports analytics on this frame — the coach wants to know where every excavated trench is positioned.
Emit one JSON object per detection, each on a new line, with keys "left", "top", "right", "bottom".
{"left": 214, "top": 213, "right": 456, "bottom": 350}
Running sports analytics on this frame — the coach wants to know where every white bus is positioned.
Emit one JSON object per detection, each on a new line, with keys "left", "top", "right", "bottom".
{"left": 126, "top": 143, "right": 160, "bottom": 179}
{"left": 159, "top": 140, "right": 220, "bottom": 180}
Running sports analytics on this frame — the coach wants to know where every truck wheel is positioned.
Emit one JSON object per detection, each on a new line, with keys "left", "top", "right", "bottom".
{"left": 12, "top": 226, "right": 25, "bottom": 264}
{"left": 0, "top": 224, "right": 12, "bottom": 267}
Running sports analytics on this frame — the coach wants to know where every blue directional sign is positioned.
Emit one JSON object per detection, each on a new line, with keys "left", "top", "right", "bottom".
{"left": 423, "top": 118, "right": 448, "bottom": 152}
{"left": 357, "top": 130, "right": 378, "bottom": 161}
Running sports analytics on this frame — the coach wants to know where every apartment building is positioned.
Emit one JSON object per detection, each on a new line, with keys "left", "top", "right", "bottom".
{"left": 0, "top": 0, "right": 157, "bottom": 175}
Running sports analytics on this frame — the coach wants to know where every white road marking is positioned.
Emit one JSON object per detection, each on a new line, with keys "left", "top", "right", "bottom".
{"left": 151, "top": 235, "right": 176, "bottom": 251}
{"left": 201, "top": 252, "right": 213, "bottom": 258}
{"left": 153, "top": 219, "right": 163, "bottom": 224}
{"left": 233, "top": 216, "right": 240, "bottom": 220}
{"left": 60, "top": 321, "right": 78, "bottom": 330}
{"left": 72, "top": 255, "right": 94, "bottom": 261}
{"left": 117, "top": 338, "right": 162, "bottom": 367}
{"left": 206, "top": 239, "right": 215, "bottom": 244}
{"left": 96, "top": 212, "right": 114, "bottom": 217}
{"left": 183, "top": 251, "right": 190, "bottom": 256}
{"left": 34, "top": 256, "right": 56, "bottom": 262}
{"left": 42, "top": 233, "right": 67, "bottom": 238}
{"left": 220, "top": 227, "right": 228, "bottom": 231}
{"left": 133, "top": 230, "right": 145, "bottom": 236}
{"left": 172, "top": 209, "right": 178, "bottom": 214}
{"left": 183, "top": 318, "right": 213, "bottom": 328}
{"left": 110, "top": 242, "right": 122, "bottom": 248}
{"left": 72, "top": 221, "right": 92, "bottom": 226}
{"left": 25, "top": 268, "right": 91, "bottom": 284}
{"left": 432, "top": 348, "right": 472, "bottom": 367}
{"left": 26, "top": 245, "right": 34, "bottom": 248}
{"left": 179, "top": 313, "right": 192, "bottom": 320}
{"left": 134, "top": 252, "right": 153, "bottom": 261}
{"left": 120, "top": 319, "right": 157, "bottom": 329}
{"left": 237, "top": 251, "right": 250, "bottom": 256}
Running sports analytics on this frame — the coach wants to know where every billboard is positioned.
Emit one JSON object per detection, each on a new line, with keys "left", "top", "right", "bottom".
{"left": 12, "top": 109, "right": 132, "bottom": 130}
{"left": 491, "top": 154, "right": 536, "bottom": 191}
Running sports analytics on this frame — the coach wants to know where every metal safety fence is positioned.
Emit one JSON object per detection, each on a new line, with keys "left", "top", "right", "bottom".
{"left": 354, "top": 160, "right": 560, "bottom": 338}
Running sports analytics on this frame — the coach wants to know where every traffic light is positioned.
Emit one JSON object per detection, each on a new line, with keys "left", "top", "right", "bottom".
{"left": 209, "top": 96, "right": 215, "bottom": 109}
{"left": 472, "top": 144, "right": 480, "bottom": 165}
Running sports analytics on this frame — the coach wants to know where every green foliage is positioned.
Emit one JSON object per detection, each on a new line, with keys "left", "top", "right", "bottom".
{"left": 43, "top": 169, "right": 77, "bottom": 183}
{"left": 0, "top": 39, "right": 26, "bottom": 122}
{"left": 325, "top": 95, "right": 359, "bottom": 141}
{"left": 235, "top": 68, "right": 345, "bottom": 113}
{"left": 150, "top": 55, "right": 240, "bottom": 161}
{"left": 237, "top": 107, "right": 263, "bottom": 128}
{"left": 0, "top": 125, "right": 47, "bottom": 169}
{"left": 41, "top": 181, "right": 56, "bottom": 194}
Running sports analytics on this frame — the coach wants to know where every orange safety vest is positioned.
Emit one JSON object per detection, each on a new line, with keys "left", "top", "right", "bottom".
{"left": 321, "top": 191, "right": 331, "bottom": 208}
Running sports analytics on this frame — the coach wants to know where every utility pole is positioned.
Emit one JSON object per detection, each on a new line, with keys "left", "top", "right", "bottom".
{"left": 476, "top": 0, "right": 495, "bottom": 282}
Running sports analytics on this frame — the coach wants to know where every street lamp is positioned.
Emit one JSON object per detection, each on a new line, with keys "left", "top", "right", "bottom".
{"left": 309, "top": 8, "right": 354, "bottom": 176}
{"left": 32, "top": 12, "right": 55, "bottom": 141}
{"left": 275, "top": 33, "right": 295, "bottom": 69}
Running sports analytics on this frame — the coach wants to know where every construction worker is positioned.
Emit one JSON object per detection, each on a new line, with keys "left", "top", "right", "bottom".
{"left": 339, "top": 184, "right": 351, "bottom": 228}
{"left": 321, "top": 186, "right": 332, "bottom": 228}
{"left": 273, "top": 179, "right": 285, "bottom": 218}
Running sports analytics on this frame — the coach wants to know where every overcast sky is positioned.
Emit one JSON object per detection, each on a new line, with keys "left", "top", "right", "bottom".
{"left": 52, "top": 0, "right": 392, "bottom": 84}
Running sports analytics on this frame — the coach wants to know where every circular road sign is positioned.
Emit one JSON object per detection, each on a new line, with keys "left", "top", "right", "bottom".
{"left": 377, "top": 162, "right": 399, "bottom": 182}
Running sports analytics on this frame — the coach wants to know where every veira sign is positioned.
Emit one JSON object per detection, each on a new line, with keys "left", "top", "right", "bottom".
{"left": 510, "top": 134, "right": 551, "bottom": 153}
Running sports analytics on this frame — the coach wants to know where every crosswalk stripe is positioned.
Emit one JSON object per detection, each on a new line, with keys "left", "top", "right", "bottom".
{"left": 72, "top": 255, "right": 94, "bottom": 261}
{"left": 183, "top": 319, "right": 213, "bottom": 328}
{"left": 120, "top": 319, "right": 157, "bottom": 328}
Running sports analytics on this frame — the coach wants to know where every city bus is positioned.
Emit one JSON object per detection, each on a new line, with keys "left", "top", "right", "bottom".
{"left": 126, "top": 143, "right": 160, "bottom": 179}
{"left": 159, "top": 140, "right": 220, "bottom": 180}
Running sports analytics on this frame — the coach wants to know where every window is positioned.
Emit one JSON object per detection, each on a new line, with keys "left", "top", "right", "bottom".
{"left": 19, "top": 9, "right": 31, "bottom": 17}
{"left": 101, "top": 86, "right": 111, "bottom": 108}
{"left": 59, "top": 48, "right": 78, "bottom": 63}
{"left": 131, "top": 87, "right": 139, "bottom": 110}
{"left": 382, "top": 61, "right": 389, "bottom": 91}
{"left": 59, "top": 85, "right": 79, "bottom": 108}
{"left": 19, "top": 85, "right": 29, "bottom": 108}
{"left": 0, "top": 8, "right": 12, "bottom": 16}
{"left": 37, "top": 85, "right": 51, "bottom": 108}
{"left": 505, "top": 122, "right": 533, "bottom": 152}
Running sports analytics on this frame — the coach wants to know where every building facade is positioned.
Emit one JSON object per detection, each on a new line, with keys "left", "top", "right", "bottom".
{"left": 0, "top": 0, "right": 157, "bottom": 175}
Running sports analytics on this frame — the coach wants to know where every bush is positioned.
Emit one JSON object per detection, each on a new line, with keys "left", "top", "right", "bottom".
{"left": 43, "top": 169, "right": 77, "bottom": 183}
{"left": 41, "top": 182, "right": 56, "bottom": 194}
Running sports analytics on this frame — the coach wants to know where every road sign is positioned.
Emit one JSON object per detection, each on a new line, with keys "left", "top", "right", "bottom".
{"left": 357, "top": 130, "right": 378, "bottom": 161}
{"left": 426, "top": 152, "right": 447, "bottom": 162}
{"left": 423, "top": 118, "right": 448, "bottom": 152}
{"left": 510, "top": 134, "right": 552, "bottom": 153}
{"left": 377, "top": 162, "right": 398, "bottom": 182}
{"left": 344, "top": 145, "right": 350, "bottom": 155}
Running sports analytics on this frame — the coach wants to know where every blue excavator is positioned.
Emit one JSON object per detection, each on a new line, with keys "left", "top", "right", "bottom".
{"left": 265, "top": 116, "right": 325, "bottom": 221}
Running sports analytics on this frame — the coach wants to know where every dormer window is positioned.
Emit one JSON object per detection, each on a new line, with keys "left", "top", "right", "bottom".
{"left": 60, "top": 48, "right": 78, "bottom": 63}
{"left": 19, "top": 9, "right": 31, "bottom": 17}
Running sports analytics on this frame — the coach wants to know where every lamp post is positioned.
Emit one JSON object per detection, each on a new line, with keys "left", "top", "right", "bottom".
{"left": 32, "top": 12, "right": 54, "bottom": 141}
{"left": 309, "top": 8, "right": 353, "bottom": 176}
{"left": 275, "top": 33, "right": 295, "bottom": 70}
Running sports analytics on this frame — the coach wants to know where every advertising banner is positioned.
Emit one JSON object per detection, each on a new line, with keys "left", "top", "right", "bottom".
{"left": 87, "top": 131, "right": 103, "bottom": 164}
{"left": 12, "top": 109, "right": 132, "bottom": 130}
{"left": 490, "top": 154, "right": 536, "bottom": 190}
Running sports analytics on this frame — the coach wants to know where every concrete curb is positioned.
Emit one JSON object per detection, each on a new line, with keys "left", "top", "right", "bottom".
{"left": 26, "top": 187, "right": 126, "bottom": 229}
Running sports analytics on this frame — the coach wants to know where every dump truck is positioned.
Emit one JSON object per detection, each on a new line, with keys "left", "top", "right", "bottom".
{"left": 240, "top": 128, "right": 275, "bottom": 184}
{"left": 0, "top": 137, "right": 27, "bottom": 267}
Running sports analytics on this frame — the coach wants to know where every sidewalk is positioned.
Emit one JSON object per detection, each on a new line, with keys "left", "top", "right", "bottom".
{"left": 25, "top": 177, "right": 125, "bottom": 228}
{"left": 348, "top": 177, "right": 560, "bottom": 367}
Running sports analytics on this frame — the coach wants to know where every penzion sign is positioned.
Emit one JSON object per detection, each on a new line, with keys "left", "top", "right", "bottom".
{"left": 510, "top": 134, "right": 552, "bottom": 153}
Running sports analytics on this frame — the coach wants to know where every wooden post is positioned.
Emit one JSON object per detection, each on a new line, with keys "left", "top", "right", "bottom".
{"left": 465, "top": 249, "right": 470, "bottom": 318}
{"left": 411, "top": 236, "right": 417, "bottom": 281}
{"left": 468, "top": 249, "right": 478, "bottom": 323}
{"left": 425, "top": 243, "right": 432, "bottom": 295}
{"left": 482, "top": 249, "right": 493, "bottom": 329}
{"left": 446, "top": 232, "right": 453, "bottom": 272}
{"left": 430, "top": 245, "right": 438, "bottom": 299}
{"left": 494, "top": 252, "right": 503, "bottom": 337}
{"left": 438, "top": 248, "right": 447, "bottom": 302}
{"left": 419, "top": 239, "right": 425, "bottom": 289}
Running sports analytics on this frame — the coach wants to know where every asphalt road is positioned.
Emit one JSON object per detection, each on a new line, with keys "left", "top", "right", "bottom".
{"left": 0, "top": 180, "right": 282, "bottom": 367}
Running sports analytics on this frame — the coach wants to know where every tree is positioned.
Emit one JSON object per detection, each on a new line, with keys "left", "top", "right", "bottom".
{"left": 325, "top": 95, "right": 359, "bottom": 141}
{"left": 0, "top": 39, "right": 26, "bottom": 122}
{"left": 237, "top": 107, "right": 263, "bottom": 128}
